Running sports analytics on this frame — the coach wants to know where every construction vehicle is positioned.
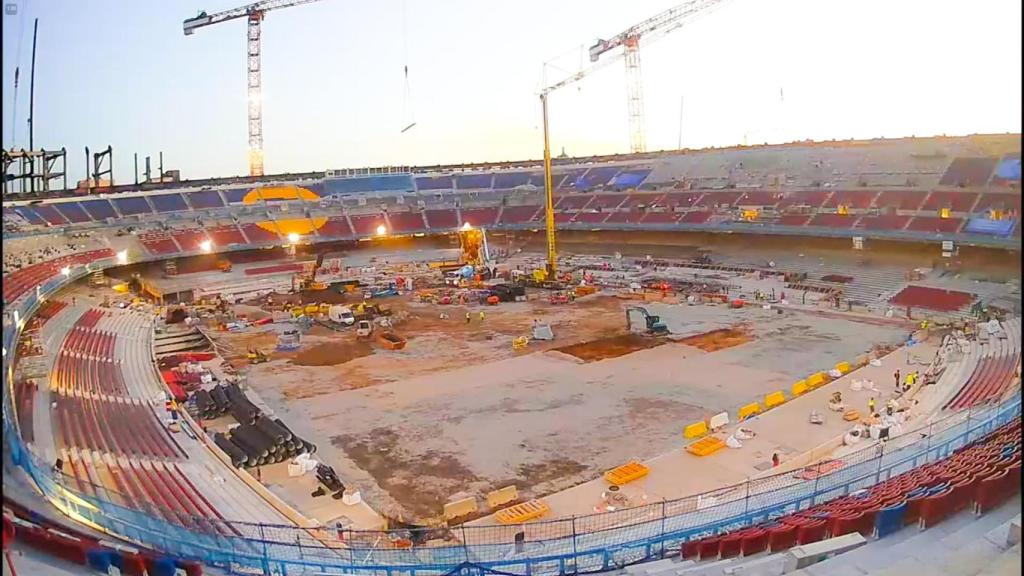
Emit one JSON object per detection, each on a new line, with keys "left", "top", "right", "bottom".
{"left": 355, "top": 320, "right": 373, "bottom": 339}
{"left": 535, "top": 0, "right": 728, "bottom": 282}
{"left": 327, "top": 305, "right": 355, "bottom": 326}
{"left": 246, "top": 348, "right": 269, "bottom": 364}
{"left": 217, "top": 259, "right": 233, "bottom": 273}
{"left": 352, "top": 302, "right": 392, "bottom": 321}
{"left": 626, "top": 306, "right": 668, "bottom": 335}
{"left": 294, "top": 253, "right": 328, "bottom": 292}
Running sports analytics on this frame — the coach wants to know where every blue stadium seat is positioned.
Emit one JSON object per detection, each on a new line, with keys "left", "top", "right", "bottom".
{"left": 325, "top": 175, "right": 414, "bottom": 195}
{"left": 964, "top": 217, "right": 1016, "bottom": 237}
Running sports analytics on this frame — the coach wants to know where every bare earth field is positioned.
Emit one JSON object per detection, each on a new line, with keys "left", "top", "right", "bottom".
{"left": 210, "top": 292, "right": 910, "bottom": 523}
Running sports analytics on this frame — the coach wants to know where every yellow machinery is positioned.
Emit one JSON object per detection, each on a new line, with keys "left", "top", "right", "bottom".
{"left": 247, "top": 348, "right": 269, "bottom": 364}
{"left": 537, "top": 0, "right": 727, "bottom": 280}
{"left": 458, "top": 224, "right": 488, "bottom": 268}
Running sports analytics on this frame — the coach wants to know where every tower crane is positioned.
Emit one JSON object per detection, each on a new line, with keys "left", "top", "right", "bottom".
{"left": 537, "top": 0, "right": 729, "bottom": 280}
{"left": 183, "top": 0, "right": 326, "bottom": 177}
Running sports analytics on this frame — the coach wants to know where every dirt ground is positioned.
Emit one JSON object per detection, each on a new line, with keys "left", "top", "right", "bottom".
{"left": 206, "top": 288, "right": 910, "bottom": 523}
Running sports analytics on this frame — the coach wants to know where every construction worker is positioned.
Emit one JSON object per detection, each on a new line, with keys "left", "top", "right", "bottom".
{"left": 465, "top": 312, "right": 471, "bottom": 324}
{"left": 894, "top": 369, "right": 901, "bottom": 390}
{"left": 771, "top": 453, "right": 780, "bottom": 467}
{"left": 479, "top": 311, "right": 485, "bottom": 322}
{"left": 905, "top": 372, "right": 916, "bottom": 389}
{"left": 868, "top": 397, "right": 876, "bottom": 415}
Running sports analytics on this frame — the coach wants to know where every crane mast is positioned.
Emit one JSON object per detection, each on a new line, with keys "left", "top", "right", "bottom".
{"left": 588, "top": 0, "right": 729, "bottom": 153}
{"left": 183, "top": 0, "right": 326, "bottom": 177}
{"left": 537, "top": 0, "right": 729, "bottom": 279}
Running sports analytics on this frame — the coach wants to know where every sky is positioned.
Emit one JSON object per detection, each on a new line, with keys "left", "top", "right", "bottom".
{"left": 1, "top": 0, "right": 1021, "bottom": 182}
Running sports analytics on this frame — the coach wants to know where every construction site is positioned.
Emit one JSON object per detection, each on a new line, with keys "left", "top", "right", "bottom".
{"left": 117, "top": 221, "right": 1014, "bottom": 528}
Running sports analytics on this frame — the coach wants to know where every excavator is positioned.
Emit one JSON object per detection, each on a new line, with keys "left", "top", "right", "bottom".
{"left": 295, "top": 253, "right": 328, "bottom": 292}
{"left": 246, "top": 348, "right": 270, "bottom": 364}
{"left": 625, "top": 306, "right": 668, "bottom": 335}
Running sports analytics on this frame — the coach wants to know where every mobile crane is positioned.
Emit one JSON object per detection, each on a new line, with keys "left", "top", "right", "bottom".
{"left": 537, "top": 0, "right": 730, "bottom": 281}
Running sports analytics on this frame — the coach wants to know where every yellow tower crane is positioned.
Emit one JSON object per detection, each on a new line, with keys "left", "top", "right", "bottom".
{"left": 538, "top": 0, "right": 731, "bottom": 281}
{"left": 183, "top": 0, "right": 327, "bottom": 177}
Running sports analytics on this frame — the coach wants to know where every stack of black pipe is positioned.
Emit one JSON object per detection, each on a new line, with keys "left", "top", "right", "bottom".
{"left": 192, "top": 384, "right": 231, "bottom": 420}
{"left": 225, "top": 416, "right": 316, "bottom": 468}
{"left": 193, "top": 383, "right": 318, "bottom": 468}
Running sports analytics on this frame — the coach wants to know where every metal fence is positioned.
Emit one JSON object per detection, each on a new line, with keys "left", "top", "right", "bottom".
{"left": 2, "top": 260, "right": 1022, "bottom": 576}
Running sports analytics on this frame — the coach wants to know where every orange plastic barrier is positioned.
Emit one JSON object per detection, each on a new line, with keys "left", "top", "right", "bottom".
{"left": 603, "top": 461, "right": 650, "bottom": 485}
{"left": 686, "top": 436, "right": 726, "bottom": 457}
{"left": 495, "top": 500, "right": 550, "bottom": 524}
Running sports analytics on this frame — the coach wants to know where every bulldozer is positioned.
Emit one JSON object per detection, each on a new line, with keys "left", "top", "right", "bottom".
{"left": 246, "top": 348, "right": 269, "bottom": 364}
{"left": 626, "top": 306, "right": 668, "bottom": 335}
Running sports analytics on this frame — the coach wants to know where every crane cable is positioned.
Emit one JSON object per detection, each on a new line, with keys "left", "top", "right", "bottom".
{"left": 400, "top": 0, "right": 416, "bottom": 134}
{"left": 10, "top": 0, "right": 30, "bottom": 146}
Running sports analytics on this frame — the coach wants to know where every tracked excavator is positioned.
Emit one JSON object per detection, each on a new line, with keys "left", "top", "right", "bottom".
{"left": 626, "top": 306, "right": 668, "bottom": 335}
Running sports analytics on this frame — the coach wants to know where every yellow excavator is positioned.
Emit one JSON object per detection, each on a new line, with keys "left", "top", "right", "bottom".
{"left": 246, "top": 348, "right": 269, "bottom": 364}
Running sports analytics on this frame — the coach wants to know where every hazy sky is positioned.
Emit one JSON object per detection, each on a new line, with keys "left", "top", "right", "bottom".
{"left": 2, "top": 0, "right": 1021, "bottom": 182}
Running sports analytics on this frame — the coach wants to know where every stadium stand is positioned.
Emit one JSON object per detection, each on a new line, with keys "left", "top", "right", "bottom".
{"left": 906, "top": 216, "right": 964, "bottom": 234}
{"left": 386, "top": 211, "right": 427, "bottom": 233}
{"left": 170, "top": 228, "right": 210, "bottom": 252}
{"left": 349, "top": 213, "right": 386, "bottom": 236}
{"left": 324, "top": 174, "right": 414, "bottom": 195}
{"left": 112, "top": 196, "right": 153, "bottom": 216}
{"left": 460, "top": 207, "right": 499, "bottom": 227}
{"left": 808, "top": 214, "right": 858, "bottom": 228}
{"left": 138, "top": 231, "right": 180, "bottom": 256}
{"left": 150, "top": 193, "right": 190, "bottom": 213}
{"left": 824, "top": 190, "right": 878, "bottom": 209}
{"left": 318, "top": 215, "right": 353, "bottom": 237}
{"left": 3, "top": 249, "right": 114, "bottom": 304}
{"left": 415, "top": 176, "right": 454, "bottom": 191}
{"left": 990, "top": 153, "right": 1021, "bottom": 186}
{"left": 424, "top": 209, "right": 460, "bottom": 229}
{"left": 939, "top": 157, "right": 999, "bottom": 187}
{"left": 239, "top": 222, "right": 281, "bottom": 244}
{"left": 52, "top": 202, "right": 92, "bottom": 224}
{"left": 857, "top": 215, "right": 911, "bottom": 231}
{"left": 922, "top": 191, "right": 979, "bottom": 212}
{"left": 186, "top": 190, "right": 226, "bottom": 209}
{"left": 207, "top": 225, "right": 246, "bottom": 247}
{"left": 874, "top": 189, "right": 929, "bottom": 210}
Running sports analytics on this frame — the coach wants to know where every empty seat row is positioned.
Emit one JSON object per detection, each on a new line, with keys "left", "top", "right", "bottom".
{"left": 681, "top": 418, "right": 1020, "bottom": 562}
{"left": 2, "top": 248, "right": 114, "bottom": 303}
{"left": 54, "top": 393, "right": 185, "bottom": 459}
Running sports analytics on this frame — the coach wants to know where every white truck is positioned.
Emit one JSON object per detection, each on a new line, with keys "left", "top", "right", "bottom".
{"left": 327, "top": 305, "right": 355, "bottom": 326}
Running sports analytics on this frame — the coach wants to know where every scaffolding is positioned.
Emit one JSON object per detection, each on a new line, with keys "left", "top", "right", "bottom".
{"left": 2, "top": 147, "right": 67, "bottom": 196}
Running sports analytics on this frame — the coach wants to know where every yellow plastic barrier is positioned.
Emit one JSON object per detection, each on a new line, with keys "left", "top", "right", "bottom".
{"left": 738, "top": 402, "right": 762, "bottom": 421}
{"left": 791, "top": 380, "right": 809, "bottom": 397}
{"left": 764, "top": 391, "right": 786, "bottom": 409}
{"left": 686, "top": 436, "right": 726, "bottom": 457}
{"left": 683, "top": 421, "right": 709, "bottom": 439}
{"left": 807, "top": 372, "right": 826, "bottom": 388}
{"left": 443, "top": 497, "right": 479, "bottom": 521}
{"left": 486, "top": 486, "right": 519, "bottom": 509}
{"left": 603, "top": 461, "right": 650, "bottom": 486}
{"left": 495, "top": 499, "right": 550, "bottom": 524}
{"left": 835, "top": 361, "right": 851, "bottom": 374}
